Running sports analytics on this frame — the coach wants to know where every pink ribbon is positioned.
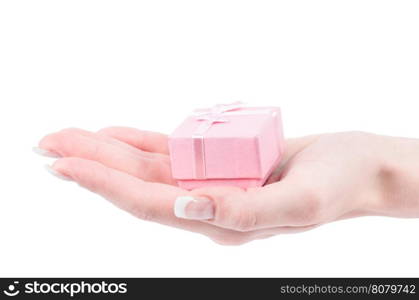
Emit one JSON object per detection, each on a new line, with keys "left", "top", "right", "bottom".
{"left": 192, "top": 102, "right": 244, "bottom": 179}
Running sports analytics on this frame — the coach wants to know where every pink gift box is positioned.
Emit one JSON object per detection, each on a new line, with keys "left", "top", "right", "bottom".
{"left": 168, "top": 103, "right": 285, "bottom": 190}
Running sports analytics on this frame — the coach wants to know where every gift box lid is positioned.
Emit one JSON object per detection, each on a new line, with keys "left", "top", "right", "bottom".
{"left": 168, "top": 106, "right": 284, "bottom": 180}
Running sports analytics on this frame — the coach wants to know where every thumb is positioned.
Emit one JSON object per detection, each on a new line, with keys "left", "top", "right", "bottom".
{"left": 174, "top": 180, "right": 321, "bottom": 232}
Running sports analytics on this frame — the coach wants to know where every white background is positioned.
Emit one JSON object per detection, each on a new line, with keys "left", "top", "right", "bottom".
{"left": 0, "top": 0, "right": 418, "bottom": 277}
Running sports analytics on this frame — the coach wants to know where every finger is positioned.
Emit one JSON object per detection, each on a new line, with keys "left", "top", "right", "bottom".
{"left": 39, "top": 128, "right": 159, "bottom": 159}
{"left": 97, "top": 127, "right": 169, "bottom": 155}
{"left": 174, "top": 179, "right": 324, "bottom": 231}
{"left": 50, "top": 157, "right": 260, "bottom": 244}
{"left": 72, "top": 128, "right": 159, "bottom": 158}
{"left": 39, "top": 128, "right": 175, "bottom": 185}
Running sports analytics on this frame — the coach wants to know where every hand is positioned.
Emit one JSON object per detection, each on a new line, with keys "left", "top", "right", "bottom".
{"left": 35, "top": 128, "right": 419, "bottom": 245}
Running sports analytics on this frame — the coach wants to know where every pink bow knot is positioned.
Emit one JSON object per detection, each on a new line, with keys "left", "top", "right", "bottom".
{"left": 193, "top": 101, "right": 244, "bottom": 129}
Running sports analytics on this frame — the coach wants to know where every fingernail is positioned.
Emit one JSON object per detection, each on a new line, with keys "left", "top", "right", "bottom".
{"left": 33, "top": 147, "right": 61, "bottom": 158}
{"left": 174, "top": 196, "right": 214, "bottom": 220}
{"left": 45, "top": 164, "right": 72, "bottom": 181}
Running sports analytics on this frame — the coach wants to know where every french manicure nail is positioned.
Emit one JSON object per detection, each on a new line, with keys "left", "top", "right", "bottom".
{"left": 33, "top": 147, "right": 61, "bottom": 158}
{"left": 45, "top": 165, "right": 72, "bottom": 181}
{"left": 174, "top": 196, "right": 214, "bottom": 220}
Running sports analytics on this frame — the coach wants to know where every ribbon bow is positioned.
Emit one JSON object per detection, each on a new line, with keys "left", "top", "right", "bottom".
{"left": 193, "top": 101, "right": 244, "bottom": 134}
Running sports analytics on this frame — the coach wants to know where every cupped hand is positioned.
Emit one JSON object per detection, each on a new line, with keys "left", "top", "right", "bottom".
{"left": 35, "top": 128, "right": 403, "bottom": 245}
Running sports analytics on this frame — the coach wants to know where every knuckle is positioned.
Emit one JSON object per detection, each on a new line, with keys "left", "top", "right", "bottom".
{"left": 146, "top": 161, "right": 165, "bottom": 182}
{"left": 129, "top": 195, "right": 159, "bottom": 223}
{"left": 132, "top": 159, "right": 160, "bottom": 182}
{"left": 96, "top": 163, "right": 112, "bottom": 193}
{"left": 229, "top": 206, "right": 258, "bottom": 232}
{"left": 133, "top": 209, "right": 156, "bottom": 222}
{"left": 128, "top": 201, "right": 157, "bottom": 222}
{"left": 90, "top": 141, "right": 103, "bottom": 158}
{"left": 136, "top": 159, "right": 152, "bottom": 175}
{"left": 54, "top": 157, "right": 84, "bottom": 181}
{"left": 211, "top": 192, "right": 258, "bottom": 232}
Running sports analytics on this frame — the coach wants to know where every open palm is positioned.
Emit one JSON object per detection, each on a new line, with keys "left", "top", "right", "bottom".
{"left": 37, "top": 128, "right": 400, "bottom": 245}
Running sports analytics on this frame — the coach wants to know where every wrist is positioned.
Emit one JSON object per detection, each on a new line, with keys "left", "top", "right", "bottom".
{"left": 372, "top": 135, "right": 419, "bottom": 217}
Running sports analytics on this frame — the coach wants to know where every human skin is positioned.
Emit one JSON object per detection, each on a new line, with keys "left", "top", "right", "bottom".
{"left": 35, "top": 128, "right": 419, "bottom": 245}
